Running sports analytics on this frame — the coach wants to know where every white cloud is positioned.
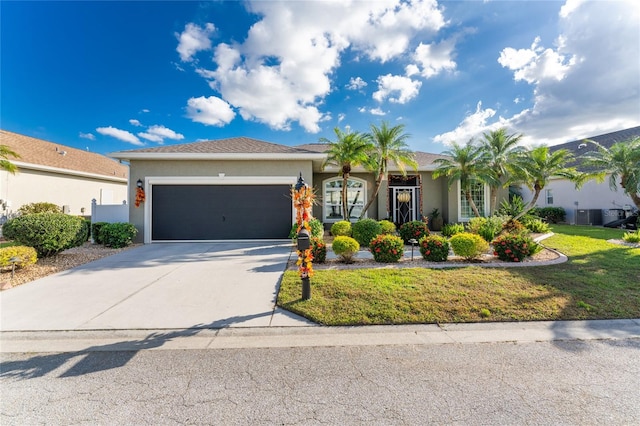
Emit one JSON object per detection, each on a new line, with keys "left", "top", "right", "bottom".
{"left": 79, "top": 132, "right": 95, "bottom": 141}
{"left": 370, "top": 107, "right": 386, "bottom": 116}
{"left": 184, "top": 0, "right": 448, "bottom": 133}
{"left": 96, "top": 126, "right": 143, "bottom": 146}
{"left": 346, "top": 77, "right": 367, "bottom": 91}
{"left": 129, "top": 119, "right": 142, "bottom": 126}
{"left": 490, "top": 0, "right": 640, "bottom": 145}
{"left": 513, "top": 97, "right": 524, "bottom": 104}
{"left": 373, "top": 74, "right": 422, "bottom": 104}
{"left": 186, "top": 96, "right": 236, "bottom": 126}
{"left": 138, "top": 125, "right": 184, "bottom": 144}
{"left": 410, "top": 40, "right": 456, "bottom": 78}
{"left": 337, "top": 113, "right": 346, "bottom": 123}
{"left": 141, "top": 109, "right": 150, "bottom": 113}
{"left": 498, "top": 36, "right": 578, "bottom": 84}
{"left": 433, "top": 101, "right": 498, "bottom": 145}
{"left": 176, "top": 23, "right": 215, "bottom": 62}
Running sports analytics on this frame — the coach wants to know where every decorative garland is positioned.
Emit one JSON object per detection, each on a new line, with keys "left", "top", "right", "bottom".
{"left": 135, "top": 186, "right": 146, "bottom": 208}
{"left": 292, "top": 184, "right": 315, "bottom": 279}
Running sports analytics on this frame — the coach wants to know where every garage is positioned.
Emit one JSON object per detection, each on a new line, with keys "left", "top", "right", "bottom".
{"left": 151, "top": 184, "right": 293, "bottom": 240}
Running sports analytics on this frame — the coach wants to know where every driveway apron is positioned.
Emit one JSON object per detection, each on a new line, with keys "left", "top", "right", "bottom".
{"left": 0, "top": 242, "right": 313, "bottom": 331}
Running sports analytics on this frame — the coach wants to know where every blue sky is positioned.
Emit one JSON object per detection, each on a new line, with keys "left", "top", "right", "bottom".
{"left": 2, "top": 0, "right": 639, "bottom": 155}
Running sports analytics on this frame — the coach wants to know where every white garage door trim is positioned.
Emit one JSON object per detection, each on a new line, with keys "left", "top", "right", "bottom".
{"left": 142, "top": 176, "right": 298, "bottom": 243}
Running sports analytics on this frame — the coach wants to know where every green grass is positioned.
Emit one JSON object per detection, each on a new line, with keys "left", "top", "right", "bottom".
{"left": 277, "top": 224, "right": 640, "bottom": 325}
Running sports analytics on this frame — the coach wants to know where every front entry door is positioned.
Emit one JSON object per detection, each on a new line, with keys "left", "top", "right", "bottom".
{"left": 391, "top": 187, "right": 419, "bottom": 225}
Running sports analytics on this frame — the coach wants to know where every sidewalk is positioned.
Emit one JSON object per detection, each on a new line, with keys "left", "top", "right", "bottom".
{"left": 2, "top": 319, "right": 639, "bottom": 353}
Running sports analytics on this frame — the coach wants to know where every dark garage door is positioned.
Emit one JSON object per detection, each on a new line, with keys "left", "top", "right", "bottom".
{"left": 152, "top": 185, "right": 292, "bottom": 240}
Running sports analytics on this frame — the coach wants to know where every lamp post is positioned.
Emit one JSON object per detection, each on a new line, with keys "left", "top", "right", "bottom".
{"left": 293, "top": 173, "right": 314, "bottom": 300}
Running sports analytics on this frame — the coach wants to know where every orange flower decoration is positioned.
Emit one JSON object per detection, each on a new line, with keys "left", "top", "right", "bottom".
{"left": 135, "top": 186, "right": 146, "bottom": 208}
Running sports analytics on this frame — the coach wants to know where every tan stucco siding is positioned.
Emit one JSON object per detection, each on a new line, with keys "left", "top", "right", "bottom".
{"left": 0, "top": 168, "right": 127, "bottom": 218}
{"left": 419, "top": 172, "right": 445, "bottom": 221}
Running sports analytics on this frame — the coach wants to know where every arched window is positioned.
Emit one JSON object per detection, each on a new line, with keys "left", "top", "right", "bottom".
{"left": 323, "top": 177, "right": 367, "bottom": 221}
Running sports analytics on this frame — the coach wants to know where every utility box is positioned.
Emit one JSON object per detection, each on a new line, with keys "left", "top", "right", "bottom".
{"left": 575, "top": 209, "right": 603, "bottom": 226}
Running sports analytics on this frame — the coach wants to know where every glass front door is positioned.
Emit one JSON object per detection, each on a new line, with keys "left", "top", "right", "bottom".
{"left": 390, "top": 186, "right": 419, "bottom": 225}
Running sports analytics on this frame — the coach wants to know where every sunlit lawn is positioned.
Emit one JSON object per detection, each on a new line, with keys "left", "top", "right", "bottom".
{"left": 277, "top": 225, "right": 640, "bottom": 325}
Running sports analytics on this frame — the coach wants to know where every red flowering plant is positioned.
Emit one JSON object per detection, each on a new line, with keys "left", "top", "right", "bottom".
{"left": 398, "top": 220, "right": 429, "bottom": 244}
{"left": 491, "top": 233, "right": 541, "bottom": 262}
{"left": 311, "top": 237, "right": 327, "bottom": 263}
{"left": 369, "top": 234, "right": 404, "bottom": 263}
{"left": 418, "top": 235, "right": 450, "bottom": 262}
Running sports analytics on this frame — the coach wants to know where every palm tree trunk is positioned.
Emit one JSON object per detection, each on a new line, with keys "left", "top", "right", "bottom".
{"left": 359, "top": 172, "right": 384, "bottom": 219}
{"left": 628, "top": 192, "right": 640, "bottom": 211}
{"left": 466, "top": 191, "right": 481, "bottom": 217}
{"left": 489, "top": 186, "right": 498, "bottom": 216}
{"left": 342, "top": 175, "right": 349, "bottom": 222}
{"left": 513, "top": 189, "right": 541, "bottom": 221}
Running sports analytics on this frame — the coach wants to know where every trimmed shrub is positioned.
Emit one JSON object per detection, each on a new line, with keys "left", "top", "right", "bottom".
{"left": 369, "top": 234, "right": 404, "bottom": 263}
{"left": 91, "top": 222, "right": 108, "bottom": 245}
{"left": 352, "top": 218, "right": 382, "bottom": 247}
{"left": 379, "top": 220, "right": 396, "bottom": 235}
{"left": 441, "top": 223, "right": 465, "bottom": 238}
{"left": 468, "top": 216, "right": 506, "bottom": 242}
{"left": 0, "top": 245, "right": 37, "bottom": 269}
{"left": 70, "top": 218, "right": 91, "bottom": 248}
{"left": 521, "top": 216, "right": 551, "bottom": 233}
{"left": 311, "top": 237, "right": 327, "bottom": 263}
{"left": 100, "top": 222, "right": 137, "bottom": 248}
{"left": 1, "top": 220, "right": 17, "bottom": 240}
{"left": 331, "top": 236, "right": 360, "bottom": 263}
{"left": 3, "top": 213, "right": 84, "bottom": 257}
{"left": 289, "top": 218, "right": 324, "bottom": 240}
{"left": 419, "top": 235, "right": 449, "bottom": 262}
{"left": 449, "top": 232, "right": 489, "bottom": 260}
{"left": 17, "top": 202, "right": 61, "bottom": 215}
{"left": 330, "top": 220, "right": 352, "bottom": 237}
{"left": 398, "top": 220, "right": 429, "bottom": 244}
{"left": 533, "top": 207, "right": 566, "bottom": 223}
{"left": 492, "top": 233, "right": 541, "bottom": 262}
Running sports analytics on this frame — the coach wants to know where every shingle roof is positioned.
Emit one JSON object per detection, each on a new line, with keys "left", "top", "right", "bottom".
{"left": 0, "top": 130, "right": 128, "bottom": 179}
{"left": 117, "top": 137, "right": 320, "bottom": 155}
{"left": 296, "top": 143, "right": 450, "bottom": 169}
{"left": 550, "top": 126, "right": 640, "bottom": 171}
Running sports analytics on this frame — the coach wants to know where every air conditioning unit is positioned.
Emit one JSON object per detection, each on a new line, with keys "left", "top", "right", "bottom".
{"left": 575, "top": 209, "right": 602, "bottom": 226}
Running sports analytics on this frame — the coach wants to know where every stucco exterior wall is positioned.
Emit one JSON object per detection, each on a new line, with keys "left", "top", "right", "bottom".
{"left": 0, "top": 168, "right": 127, "bottom": 219}
{"left": 519, "top": 176, "right": 635, "bottom": 224}
{"left": 419, "top": 172, "right": 445, "bottom": 221}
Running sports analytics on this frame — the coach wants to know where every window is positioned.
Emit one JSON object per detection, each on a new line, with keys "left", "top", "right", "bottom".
{"left": 458, "top": 180, "right": 488, "bottom": 221}
{"left": 546, "top": 189, "right": 554, "bottom": 205}
{"left": 323, "top": 177, "right": 366, "bottom": 221}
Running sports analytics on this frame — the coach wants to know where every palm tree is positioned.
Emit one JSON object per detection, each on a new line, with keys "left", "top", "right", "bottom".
{"left": 433, "top": 141, "right": 495, "bottom": 218}
{"left": 511, "top": 146, "right": 578, "bottom": 220}
{"left": 580, "top": 137, "right": 640, "bottom": 210}
{"left": 320, "top": 127, "right": 372, "bottom": 221}
{"left": 359, "top": 122, "right": 417, "bottom": 219}
{"left": 478, "top": 128, "right": 525, "bottom": 215}
{"left": 0, "top": 145, "right": 20, "bottom": 174}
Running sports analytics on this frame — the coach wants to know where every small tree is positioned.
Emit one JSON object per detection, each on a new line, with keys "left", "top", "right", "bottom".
{"left": 580, "top": 138, "right": 640, "bottom": 210}
{"left": 511, "top": 146, "right": 579, "bottom": 220}
{"left": 321, "top": 127, "right": 372, "bottom": 222}
{"left": 0, "top": 145, "right": 20, "bottom": 174}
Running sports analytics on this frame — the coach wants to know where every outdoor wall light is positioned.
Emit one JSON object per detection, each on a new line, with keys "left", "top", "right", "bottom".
{"left": 137, "top": 179, "right": 143, "bottom": 188}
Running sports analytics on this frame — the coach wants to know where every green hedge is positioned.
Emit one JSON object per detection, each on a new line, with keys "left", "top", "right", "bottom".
{"left": 2, "top": 213, "right": 84, "bottom": 257}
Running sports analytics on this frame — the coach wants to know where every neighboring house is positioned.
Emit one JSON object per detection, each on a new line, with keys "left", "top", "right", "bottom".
{"left": 519, "top": 126, "right": 640, "bottom": 225}
{"left": 0, "top": 130, "right": 129, "bottom": 220}
{"left": 111, "top": 137, "right": 506, "bottom": 243}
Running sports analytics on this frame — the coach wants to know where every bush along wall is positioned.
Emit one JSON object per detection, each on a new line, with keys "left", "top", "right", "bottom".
{"left": 3, "top": 213, "right": 85, "bottom": 257}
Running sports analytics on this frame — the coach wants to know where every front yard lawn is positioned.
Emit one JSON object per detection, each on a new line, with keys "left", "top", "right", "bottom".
{"left": 277, "top": 225, "right": 640, "bottom": 325}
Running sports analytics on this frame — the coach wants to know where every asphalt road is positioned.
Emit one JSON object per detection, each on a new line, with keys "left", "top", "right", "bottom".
{"left": 2, "top": 339, "right": 639, "bottom": 425}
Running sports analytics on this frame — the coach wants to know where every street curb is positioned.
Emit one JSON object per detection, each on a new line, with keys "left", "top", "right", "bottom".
{"left": 2, "top": 319, "right": 638, "bottom": 353}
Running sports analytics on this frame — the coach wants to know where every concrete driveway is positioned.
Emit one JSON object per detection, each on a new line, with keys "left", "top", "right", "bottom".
{"left": 0, "top": 242, "right": 314, "bottom": 331}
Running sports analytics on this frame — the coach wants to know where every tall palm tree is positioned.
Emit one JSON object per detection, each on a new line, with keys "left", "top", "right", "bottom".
{"left": 433, "top": 141, "right": 494, "bottom": 218}
{"left": 359, "top": 122, "right": 417, "bottom": 219}
{"left": 511, "top": 146, "right": 578, "bottom": 220}
{"left": 479, "top": 128, "right": 525, "bottom": 215}
{"left": 580, "top": 137, "right": 640, "bottom": 210}
{"left": 0, "top": 145, "right": 20, "bottom": 174}
{"left": 320, "top": 127, "right": 372, "bottom": 221}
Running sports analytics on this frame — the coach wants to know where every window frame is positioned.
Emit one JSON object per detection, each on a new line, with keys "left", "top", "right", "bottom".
{"left": 322, "top": 176, "right": 367, "bottom": 222}
{"left": 457, "top": 180, "right": 490, "bottom": 222}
